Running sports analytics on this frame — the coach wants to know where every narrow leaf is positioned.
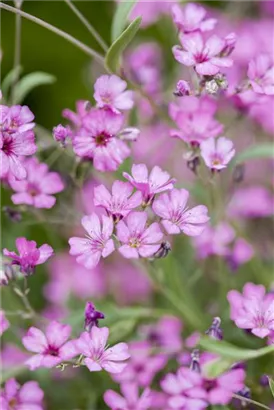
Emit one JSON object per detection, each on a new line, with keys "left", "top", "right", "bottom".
{"left": 199, "top": 336, "right": 274, "bottom": 361}
{"left": 269, "top": 377, "right": 274, "bottom": 398}
{"left": 109, "top": 318, "right": 136, "bottom": 343}
{"left": 111, "top": 0, "right": 137, "bottom": 41}
{"left": 105, "top": 16, "right": 142, "bottom": 73}
{"left": 203, "top": 357, "right": 235, "bottom": 378}
{"left": 233, "top": 143, "right": 274, "bottom": 166}
{"left": 1, "top": 66, "right": 23, "bottom": 101}
{"left": 13, "top": 72, "right": 56, "bottom": 104}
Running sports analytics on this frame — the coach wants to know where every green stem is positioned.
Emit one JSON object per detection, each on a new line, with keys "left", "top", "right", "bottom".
{"left": 232, "top": 394, "right": 271, "bottom": 410}
{"left": 11, "top": 1, "right": 22, "bottom": 104}
{"left": 64, "top": 0, "right": 108, "bottom": 52}
{"left": 0, "top": 2, "right": 106, "bottom": 67}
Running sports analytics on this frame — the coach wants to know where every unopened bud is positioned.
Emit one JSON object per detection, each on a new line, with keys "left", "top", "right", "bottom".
{"left": 205, "top": 79, "right": 219, "bottom": 95}
{"left": 84, "top": 302, "right": 105, "bottom": 331}
{"left": 215, "top": 73, "right": 228, "bottom": 90}
{"left": 190, "top": 349, "right": 201, "bottom": 373}
{"left": 3, "top": 206, "right": 22, "bottom": 223}
{"left": 52, "top": 124, "right": 71, "bottom": 145}
{"left": 221, "top": 33, "right": 237, "bottom": 57}
{"left": 0, "top": 263, "right": 17, "bottom": 286}
{"left": 174, "top": 80, "right": 191, "bottom": 97}
{"left": 187, "top": 156, "right": 200, "bottom": 174}
{"left": 205, "top": 317, "right": 223, "bottom": 340}
{"left": 233, "top": 164, "right": 245, "bottom": 183}
{"left": 119, "top": 127, "right": 140, "bottom": 141}
{"left": 153, "top": 242, "right": 171, "bottom": 259}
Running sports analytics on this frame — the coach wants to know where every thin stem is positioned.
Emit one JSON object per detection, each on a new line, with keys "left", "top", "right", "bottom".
{"left": 0, "top": 2, "right": 106, "bottom": 68}
{"left": 12, "top": 1, "right": 22, "bottom": 104}
{"left": 64, "top": 0, "right": 108, "bottom": 52}
{"left": 232, "top": 394, "right": 271, "bottom": 410}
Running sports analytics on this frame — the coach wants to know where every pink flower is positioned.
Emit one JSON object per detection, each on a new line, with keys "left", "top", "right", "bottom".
{"left": 52, "top": 124, "right": 71, "bottom": 143}
{"left": 3, "top": 237, "right": 53, "bottom": 276}
{"left": 9, "top": 157, "right": 65, "bottom": 209}
{"left": 0, "top": 310, "right": 9, "bottom": 336}
{"left": 113, "top": 341, "right": 167, "bottom": 387}
{"left": 69, "top": 213, "right": 115, "bottom": 268}
{"left": 161, "top": 367, "right": 207, "bottom": 410}
{"left": 62, "top": 100, "right": 90, "bottom": 136}
{"left": 172, "top": 3, "right": 216, "bottom": 33}
{"left": 227, "top": 186, "right": 274, "bottom": 218}
{"left": 227, "top": 283, "right": 274, "bottom": 338}
{"left": 116, "top": 211, "right": 163, "bottom": 259}
{"left": 173, "top": 32, "right": 233, "bottom": 76}
{"left": 174, "top": 80, "right": 191, "bottom": 96}
{"left": 123, "top": 164, "right": 176, "bottom": 203}
{"left": 73, "top": 109, "right": 130, "bottom": 172}
{"left": 94, "top": 75, "right": 134, "bottom": 113}
{"left": 193, "top": 223, "right": 235, "bottom": 259}
{"left": 75, "top": 326, "right": 130, "bottom": 373}
{"left": 1, "top": 105, "right": 35, "bottom": 134}
{"left": 170, "top": 96, "right": 223, "bottom": 145}
{"left": 94, "top": 181, "right": 142, "bottom": 221}
{"left": 202, "top": 367, "right": 245, "bottom": 405}
{"left": 200, "top": 137, "right": 235, "bottom": 170}
{"left": 0, "top": 378, "right": 44, "bottom": 410}
{"left": 228, "top": 238, "right": 254, "bottom": 270}
{"left": 248, "top": 54, "right": 274, "bottom": 95}
{"left": 0, "top": 130, "right": 36, "bottom": 180}
{"left": 153, "top": 189, "right": 209, "bottom": 236}
{"left": 22, "top": 321, "right": 78, "bottom": 370}
{"left": 104, "top": 382, "right": 151, "bottom": 410}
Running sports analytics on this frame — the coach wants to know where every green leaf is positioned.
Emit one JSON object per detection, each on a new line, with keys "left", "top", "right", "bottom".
{"left": 203, "top": 357, "right": 235, "bottom": 378}
{"left": 269, "top": 377, "right": 274, "bottom": 398}
{"left": 1, "top": 66, "right": 23, "bottom": 101}
{"left": 232, "top": 143, "right": 274, "bottom": 166}
{"left": 13, "top": 72, "right": 56, "bottom": 104}
{"left": 199, "top": 336, "right": 274, "bottom": 361}
{"left": 111, "top": 0, "right": 137, "bottom": 41}
{"left": 105, "top": 16, "right": 142, "bottom": 73}
{"left": 109, "top": 318, "right": 137, "bottom": 344}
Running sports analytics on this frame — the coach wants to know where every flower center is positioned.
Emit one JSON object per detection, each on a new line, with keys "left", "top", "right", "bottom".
{"left": 129, "top": 238, "right": 140, "bottom": 248}
{"left": 8, "top": 397, "right": 18, "bottom": 409}
{"left": 94, "top": 132, "right": 111, "bottom": 147}
{"left": 203, "top": 378, "right": 218, "bottom": 391}
{"left": 27, "top": 183, "right": 40, "bottom": 197}
{"left": 195, "top": 52, "right": 208, "bottom": 63}
{"left": 2, "top": 136, "right": 14, "bottom": 155}
{"left": 45, "top": 345, "right": 59, "bottom": 356}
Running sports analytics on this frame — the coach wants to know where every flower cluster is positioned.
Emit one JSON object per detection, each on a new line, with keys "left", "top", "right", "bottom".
{"left": 69, "top": 164, "right": 209, "bottom": 268}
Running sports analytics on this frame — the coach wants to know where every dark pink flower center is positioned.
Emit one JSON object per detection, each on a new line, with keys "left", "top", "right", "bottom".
{"left": 94, "top": 132, "right": 111, "bottom": 147}
{"left": 203, "top": 378, "right": 218, "bottom": 391}
{"left": 45, "top": 345, "right": 59, "bottom": 356}
{"left": 8, "top": 397, "right": 18, "bottom": 409}
{"left": 27, "top": 183, "right": 41, "bottom": 197}
{"left": 2, "top": 136, "right": 14, "bottom": 155}
{"left": 194, "top": 52, "right": 209, "bottom": 63}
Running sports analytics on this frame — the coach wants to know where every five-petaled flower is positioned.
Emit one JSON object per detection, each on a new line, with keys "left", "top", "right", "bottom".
{"left": 94, "top": 75, "right": 134, "bottom": 113}
{"left": 69, "top": 213, "right": 115, "bottom": 269}
{"left": 172, "top": 3, "right": 217, "bottom": 34}
{"left": 104, "top": 382, "right": 151, "bottom": 410}
{"left": 0, "top": 378, "right": 44, "bottom": 410}
{"left": 200, "top": 137, "right": 235, "bottom": 170}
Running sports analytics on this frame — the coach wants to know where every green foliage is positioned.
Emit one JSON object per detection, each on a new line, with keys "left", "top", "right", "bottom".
{"left": 269, "top": 377, "right": 274, "bottom": 398}
{"left": 1, "top": 66, "right": 23, "bottom": 101}
{"left": 12, "top": 72, "right": 56, "bottom": 104}
{"left": 105, "top": 17, "right": 142, "bottom": 73}
{"left": 232, "top": 143, "right": 274, "bottom": 166}
{"left": 111, "top": 0, "right": 137, "bottom": 41}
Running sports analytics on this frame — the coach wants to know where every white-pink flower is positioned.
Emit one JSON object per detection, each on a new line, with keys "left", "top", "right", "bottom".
{"left": 123, "top": 164, "right": 176, "bottom": 203}
{"left": 248, "top": 54, "right": 274, "bottom": 95}
{"left": 172, "top": 3, "right": 216, "bottom": 33}
{"left": 94, "top": 180, "right": 143, "bottom": 221}
{"left": 116, "top": 211, "right": 163, "bottom": 259}
{"left": 153, "top": 189, "right": 209, "bottom": 236}
{"left": 75, "top": 326, "right": 130, "bottom": 373}
{"left": 104, "top": 382, "right": 151, "bottom": 410}
{"left": 69, "top": 213, "right": 115, "bottom": 269}
{"left": 22, "top": 321, "right": 78, "bottom": 370}
{"left": 200, "top": 137, "right": 235, "bottom": 170}
{"left": 227, "top": 283, "right": 274, "bottom": 338}
{"left": 0, "top": 310, "right": 9, "bottom": 336}
{"left": 173, "top": 32, "right": 233, "bottom": 76}
{"left": 94, "top": 75, "right": 134, "bottom": 113}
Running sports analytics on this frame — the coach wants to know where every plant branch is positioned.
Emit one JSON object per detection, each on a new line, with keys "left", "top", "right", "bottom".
{"left": 0, "top": 2, "right": 106, "bottom": 67}
{"left": 232, "top": 394, "right": 272, "bottom": 410}
{"left": 11, "top": 1, "right": 22, "bottom": 104}
{"left": 64, "top": 0, "right": 108, "bottom": 52}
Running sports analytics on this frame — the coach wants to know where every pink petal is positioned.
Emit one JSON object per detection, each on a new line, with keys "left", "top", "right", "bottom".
{"left": 45, "top": 321, "right": 71, "bottom": 348}
{"left": 84, "top": 358, "right": 102, "bottom": 372}
{"left": 19, "top": 381, "right": 44, "bottom": 403}
{"left": 37, "top": 244, "right": 54, "bottom": 264}
{"left": 22, "top": 327, "right": 47, "bottom": 353}
{"left": 104, "top": 390, "right": 127, "bottom": 409}
{"left": 118, "top": 244, "right": 139, "bottom": 259}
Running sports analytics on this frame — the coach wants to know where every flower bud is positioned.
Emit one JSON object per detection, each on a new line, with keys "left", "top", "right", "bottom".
{"left": 2, "top": 206, "right": 22, "bottom": 223}
{"left": 187, "top": 156, "right": 200, "bottom": 174}
{"left": 174, "top": 80, "right": 191, "bottom": 97}
{"left": 119, "top": 127, "right": 140, "bottom": 141}
{"left": 0, "top": 263, "right": 17, "bottom": 286}
{"left": 205, "top": 79, "right": 219, "bottom": 95}
{"left": 153, "top": 242, "right": 171, "bottom": 259}
{"left": 190, "top": 349, "right": 201, "bottom": 373}
{"left": 205, "top": 317, "right": 223, "bottom": 340}
{"left": 221, "top": 33, "right": 237, "bottom": 57}
{"left": 84, "top": 302, "right": 105, "bottom": 331}
{"left": 52, "top": 124, "right": 70, "bottom": 145}
{"left": 233, "top": 164, "right": 245, "bottom": 183}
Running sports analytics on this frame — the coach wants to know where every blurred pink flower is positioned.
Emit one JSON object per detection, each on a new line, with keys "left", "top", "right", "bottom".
{"left": 174, "top": 80, "right": 191, "bottom": 96}
{"left": 62, "top": 100, "right": 90, "bottom": 137}
{"left": 75, "top": 326, "right": 130, "bottom": 373}
{"left": 22, "top": 321, "right": 77, "bottom": 370}
{"left": 227, "top": 282, "right": 274, "bottom": 338}
{"left": 0, "top": 378, "right": 44, "bottom": 410}
{"left": 73, "top": 109, "right": 131, "bottom": 172}
{"left": 227, "top": 186, "right": 274, "bottom": 218}
{"left": 94, "top": 180, "right": 142, "bottom": 221}
{"left": 113, "top": 341, "right": 167, "bottom": 387}
{"left": 104, "top": 382, "right": 151, "bottom": 410}
{"left": 3, "top": 237, "right": 53, "bottom": 276}
{"left": 52, "top": 124, "right": 71, "bottom": 144}
{"left": 1, "top": 105, "right": 35, "bottom": 134}
{"left": 153, "top": 188, "right": 209, "bottom": 236}
{"left": 248, "top": 54, "right": 274, "bottom": 95}
{"left": 193, "top": 223, "right": 235, "bottom": 259}
{"left": 0, "top": 311, "right": 9, "bottom": 336}
{"left": 173, "top": 32, "right": 233, "bottom": 75}
{"left": 116, "top": 211, "right": 163, "bottom": 259}
{"left": 94, "top": 75, "right": 134, "bottom": 113}
{"left": 69, "top": 213, "right": 114, "bottom": 269}
{"left": 129, "top": 0, "right": 174, "bottom": 28}
{"left": 200, "top": 137, "right": 235, "bottom": 170}
{"left": 9, "top": 157, "right": 64, "bottom": 209}
{"left": 172, "top": 3, "right": 216, "bottom": 33}
{"left": 123, "top": 163, "right": 176, "bottom": 204}
{"left": 0, "top": 130, "right": 36, "bottom": 180}
{"left": 0, "top": 344, "right": 27, "bottom": 369}
{"left": 228, "top": 238, "right": 254, "bottom": 270}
